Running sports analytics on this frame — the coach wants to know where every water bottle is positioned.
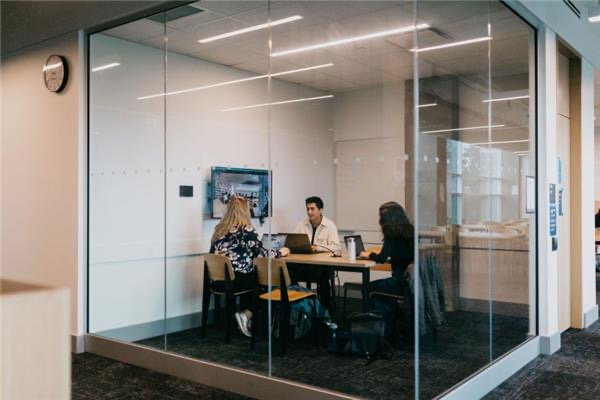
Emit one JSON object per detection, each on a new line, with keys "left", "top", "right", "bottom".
{"left": 326, "top": 322, "right": 338, "bottom": 352}
{"left": 348, "top": 237, "right": 356, "bottom": 261}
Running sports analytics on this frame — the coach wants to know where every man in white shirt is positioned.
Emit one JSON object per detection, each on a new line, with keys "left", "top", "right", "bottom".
{"left": 293, "top": 196, "right": 341, "bottom": 309}
{"left": 294, "top": 196, "right": 341, "bottom": 254}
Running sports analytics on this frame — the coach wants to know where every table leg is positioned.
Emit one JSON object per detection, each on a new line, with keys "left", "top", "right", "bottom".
{"left": 362, "top": 269, "right": 370, "bottom": 312}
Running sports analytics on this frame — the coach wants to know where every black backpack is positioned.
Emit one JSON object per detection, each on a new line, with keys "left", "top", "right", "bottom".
{"left": 347, "top": 312, "right": 393, "bottom": 364}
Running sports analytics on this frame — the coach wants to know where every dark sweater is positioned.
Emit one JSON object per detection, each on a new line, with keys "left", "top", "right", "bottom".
{"left": 369, "top": 236, "right": 414, "bottom": 277}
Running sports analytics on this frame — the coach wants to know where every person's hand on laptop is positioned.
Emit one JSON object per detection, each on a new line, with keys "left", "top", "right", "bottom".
{"left": 358, "top": 251, "right": 370, "bottom": 260}
{"left": 277, "top": 247, "right": 290, "bottom": 257}
{"left": 311, "top": 245, "right": 318, "bottom": 253}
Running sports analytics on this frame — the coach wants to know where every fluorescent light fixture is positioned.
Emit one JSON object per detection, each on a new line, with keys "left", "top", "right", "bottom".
{"left": 42, "top": 62, "right": 62, "bottom": 71}
{"left": 517, "top": 153, "right": 529, "bottom": 157}
{"left": 222, "top": 94, "right": 334, "bottom": 112}
{"left": 483, "top": 95, "right": 529, "bottom": 103}
{"left": 589, "top": 5, "right": 600, "bottom": 22}
{"left": 199, "top": 15, "right": 303, "bottom": 43}
{"left": 137, "top": 63, "right": 333, "bottom": 100}
{"left": 92, "top": 62, "right": 121, "bottom": 72}
{"left": 411, "top": 36, "right": 491, "bottom": 53}
{"left": 417, "top": 103, "right": 437, "bottom": 108}
{"left": 422, "top": 124, "right": 505, "bottom": 135}
{"left": 271, "top": 24, "right": 430, "bottom": 57}
{"left": 470, "top": 139, "right": 529, "bottom": 146}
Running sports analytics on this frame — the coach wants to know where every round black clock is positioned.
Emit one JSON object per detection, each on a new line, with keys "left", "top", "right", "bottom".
{"left": 43, "top": 55, "right": 69, "bottom": 93}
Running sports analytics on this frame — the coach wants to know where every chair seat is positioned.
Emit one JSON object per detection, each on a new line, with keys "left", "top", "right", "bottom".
{"left": 372, "top": 263, "right": 392, "bottom": 272}
{"left": 260, "top": 289, "right": 315, "bottom": 302}
{"left": 369, "top": 291, "right": 404, "bottom": 300}
{"left": 211, "top": 288, "right": 254, "bottom": 296}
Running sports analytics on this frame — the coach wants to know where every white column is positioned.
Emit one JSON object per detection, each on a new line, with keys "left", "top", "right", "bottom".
{"left": 537, "top": 27, "right": 560, "bottom": 353}
{"left": 574, "top": 58, "right": 598, "bottom": 328}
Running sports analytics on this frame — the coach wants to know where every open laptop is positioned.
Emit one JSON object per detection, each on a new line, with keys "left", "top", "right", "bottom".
{"left": 261, "top": 234, "right": 287, "bottom": 251}
{"left": 344, "top": 235, "right": 366, "bottom": 258}
{"left": 283, "top": 233, "right": 313, "bottom": 254}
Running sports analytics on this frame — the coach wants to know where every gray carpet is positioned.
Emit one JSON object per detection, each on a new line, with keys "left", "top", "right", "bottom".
{"left": 485, "top": 273, "right": 600, "bottom": 400}
{"left": 72, "top": 352, "right": 250, "bottom": 400}
{"left": 137, "top": 297, "right": 529, "bottom": 400}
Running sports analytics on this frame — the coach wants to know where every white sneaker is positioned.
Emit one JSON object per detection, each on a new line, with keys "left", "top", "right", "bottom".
{"left": 235, "top": 310, "right": 252, "bottom": 337}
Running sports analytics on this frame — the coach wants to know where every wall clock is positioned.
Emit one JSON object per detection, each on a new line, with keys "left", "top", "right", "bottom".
{"left": 43, "top": 55, "right": 68, "bottom": 93}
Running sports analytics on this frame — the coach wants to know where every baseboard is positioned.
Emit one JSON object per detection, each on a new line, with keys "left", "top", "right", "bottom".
{"left": 539, "top": 331, "right": 561, "bottom": 355}
{"left": 583, "top": 304, "right": 599, "bottom": 328}
{"left": 71, "top": 334, "right": 85, "bottom": 354}
{"left": 94, "top": 311, "right": 204, "bottom": 342}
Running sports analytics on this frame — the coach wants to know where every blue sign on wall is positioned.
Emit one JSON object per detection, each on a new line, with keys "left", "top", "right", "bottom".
{"left": 549, "top": 183, "right": 557, "bottom": 236}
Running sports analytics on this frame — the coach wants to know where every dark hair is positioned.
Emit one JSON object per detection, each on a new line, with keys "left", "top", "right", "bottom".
{"left": 305, "top": 196, "right": 324, "bottom": 209}
{"left": 379, "top": 201, "right": 401, "bottom": 216}
{"left": 379, "top": 203, "right": 414, "bottom": 242}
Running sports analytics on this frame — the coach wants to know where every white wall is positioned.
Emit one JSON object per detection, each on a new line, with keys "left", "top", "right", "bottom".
{"left": 88, "top": 34, "right": 335, "bottom": 333}
{"left": 1, "top": 32, "right": 83, "bottom": 337}
{"left": 595, "top": 128, "right": 600, "bottom": 200}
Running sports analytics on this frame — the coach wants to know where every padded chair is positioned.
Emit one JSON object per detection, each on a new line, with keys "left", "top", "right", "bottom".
{"left": 201, "top": 254, "right": 254, "bottom": 343}
{"left": 251, "top": 257, "right": 317, "bottom": 354}
{"left": 342, "top": 246, "right": 392, "bottom": 320}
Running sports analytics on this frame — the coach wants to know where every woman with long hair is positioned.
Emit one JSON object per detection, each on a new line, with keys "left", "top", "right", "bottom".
{"left": 359, "top": 202, "right": 414, "bottom": 336}
{"left": 210, "top": 196, "right": 289, "bottom": 337}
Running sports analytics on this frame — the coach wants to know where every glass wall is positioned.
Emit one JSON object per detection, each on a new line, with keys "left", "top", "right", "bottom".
{"left": 88, "top": 1, "right": 537, "bottom": 398}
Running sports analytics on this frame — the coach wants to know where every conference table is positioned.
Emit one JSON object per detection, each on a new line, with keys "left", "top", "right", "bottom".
{"left": 284, "top": 252, "right": 375, "bottom": 312}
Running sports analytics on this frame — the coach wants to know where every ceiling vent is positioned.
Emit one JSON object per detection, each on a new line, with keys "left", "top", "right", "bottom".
{"left": 563, "top": 0, "right": 581, "bottom": 18}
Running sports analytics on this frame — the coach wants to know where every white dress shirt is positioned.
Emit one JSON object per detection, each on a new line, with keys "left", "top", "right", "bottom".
{"left": 294, "top": 215, "right": 341, "bottom": 253}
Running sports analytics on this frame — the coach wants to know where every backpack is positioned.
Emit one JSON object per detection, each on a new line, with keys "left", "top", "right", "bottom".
{"left": 273, "top": 285, "right": 330, "bottom": 340}
{"left": 346, "top": 312, "right": 393, "bottom": 364}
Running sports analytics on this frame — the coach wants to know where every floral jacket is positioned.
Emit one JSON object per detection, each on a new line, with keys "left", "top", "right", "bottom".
{"left": 209, "top": 226, "right": 277, "bottom": 274}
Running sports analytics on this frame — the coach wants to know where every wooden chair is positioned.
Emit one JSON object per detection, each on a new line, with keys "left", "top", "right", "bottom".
{"left": 251, "top": 258, "right": 316, "bottom": 354}
{"left": 342, "top": 246, "right": 392, "bottom": 320}
{"left": 201, "top": 254, "right": 254, "bottom": 343}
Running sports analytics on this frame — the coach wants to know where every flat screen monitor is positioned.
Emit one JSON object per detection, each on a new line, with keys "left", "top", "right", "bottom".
{"left": 210, "top": 167, "right": 270, "bottom": 219}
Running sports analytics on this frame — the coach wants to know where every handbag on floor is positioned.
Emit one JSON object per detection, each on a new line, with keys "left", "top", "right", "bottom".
{"left": 346, "top": 312, "right": 393, "bottom": 364}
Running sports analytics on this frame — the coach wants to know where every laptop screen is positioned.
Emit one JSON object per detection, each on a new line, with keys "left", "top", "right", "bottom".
{"left": 261, "top": 234, "right": 287, "bottom": 251}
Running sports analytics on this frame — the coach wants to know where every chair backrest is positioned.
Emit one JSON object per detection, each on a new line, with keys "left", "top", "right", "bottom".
{"left": 203, "top": 253, "right": 235, "bottom": 281}
{"left": 254, "top": 257, "right": 291, "bottom": 288}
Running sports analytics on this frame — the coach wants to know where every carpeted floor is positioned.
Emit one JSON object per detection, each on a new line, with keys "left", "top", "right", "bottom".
{"left": 484, "top": 273, "right": 600, "bottom": 400}
{"left": 137, "top": 297, "right": 529, "bottom": 400}
{"left": 72, "top": 352, "right": 250, "bottom": 400}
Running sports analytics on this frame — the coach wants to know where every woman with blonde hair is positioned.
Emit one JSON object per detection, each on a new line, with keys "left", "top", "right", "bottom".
{"left": 210, "top": 196, "right": 289, "bottom": 337}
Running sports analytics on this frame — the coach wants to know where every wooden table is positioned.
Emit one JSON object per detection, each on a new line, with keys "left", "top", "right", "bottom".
{"left": 284, "top": 252, "right": 375, "bottom": 312}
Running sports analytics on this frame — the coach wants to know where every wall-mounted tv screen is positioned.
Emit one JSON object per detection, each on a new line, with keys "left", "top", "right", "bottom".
{"left": 210, "top": 167, "right": 270, "bottom": 219}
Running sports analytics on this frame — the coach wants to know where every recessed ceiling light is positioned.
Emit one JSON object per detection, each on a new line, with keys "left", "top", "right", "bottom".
{"left": 198, "top": 15, "right": 303, "bottom": 43}
{"left": 411, "top": 36, "right": 491, "bottom": 53}
{"left": 222, "top": 95, "right": 334, "bottom": 112}
{"left": 483, "top": 95, "right": 530, "bottom": 103}
{"left": 137, "top": 63, "right": 333, "bottom": 100}
{"left": 92, "top": 63, "right": 121, "bottom": 72}
{"left": 422, "top": 124, "right": 505, "bottom": 134}
{"left": 271, "top": 24, "right": 430, "bottom": 57}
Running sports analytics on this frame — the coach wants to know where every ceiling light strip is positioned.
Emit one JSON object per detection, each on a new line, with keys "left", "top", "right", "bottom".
{"left": 482, "top": 95, "right": 530, "bottom": 103}
{"left": 199, "top": 15, "right": 303, "bottom": 43}
{"left": 470, "top": 139, "right": 529, "bottom": 145}
{"left": 137, "top": 63, "right": 334, "bottom": 100}
{"left": 417, "top": 103, "right": 437, "bottom": 108}
{"left": 271, "top": 24, "right": 430, "bottom": 57}
{"left": 221, "top": 94, "right": 334, "bottom": 112}
{"left": 92, "top": 63, "right": 121, "bottom": 72}
{"left": 411, "top": 36, "right": 491, "bottom": 53}
{"left": 422, "top": 124, "right": 505, "bottom": 134}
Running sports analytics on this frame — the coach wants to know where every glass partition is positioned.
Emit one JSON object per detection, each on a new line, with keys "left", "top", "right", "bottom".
{"left": 88, "top": 1, "right": 537, "bottom": 398}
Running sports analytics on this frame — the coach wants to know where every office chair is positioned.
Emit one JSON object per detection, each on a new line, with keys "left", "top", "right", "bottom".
{"left": 201, "top": 254, "right": 254, "bottom": 343}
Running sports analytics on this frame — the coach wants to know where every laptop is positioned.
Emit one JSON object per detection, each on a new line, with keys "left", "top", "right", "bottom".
{"left": 344, "top": 235, "right": 366, "bottom": 258}
{"left": 261, "top": 234, "right": 287, "bottom": 251}
{"left": 283, "top": 233, "right": 313, "bottom": 254}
